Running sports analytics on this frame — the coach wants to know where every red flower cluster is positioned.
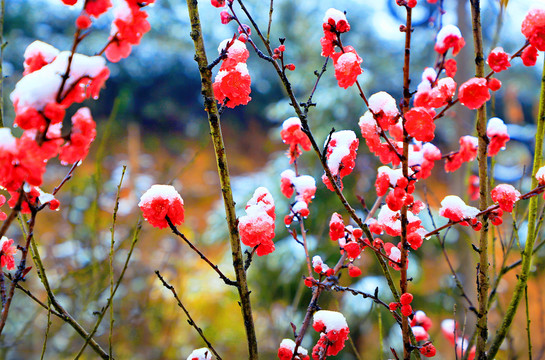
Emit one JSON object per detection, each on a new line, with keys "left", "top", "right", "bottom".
{"left": 138, "top": 185, "right": 185, "bottom": 229}
{"left": 444, "top": 136, "right": 478, "bottom": 173}
{"left": 405, "top": 107, "right": 436, "bottom": 142}
{"left": 331, "top": 46, "right": 363, "bottom": 89}
{"left": 105, "top": 0, "right": 152, "bottom": 62}
{"left": 312, "top": 310, "right": 350, "bottom": 359}
{"left": 491, "top": 184, "right": 521, "bottom": 213}
{"left": 280, "top": 117, "right": 311, "bottom": 162}
{"left": 487, "top": 47, "right": 511, "bottom": 73}
{"left": 0, "top": 237, "right": 17, "bottom": 271}
{"left": 434, "top": 24, "right": 466, "bottom": 56}
{"left": 522, "top": 8, "right": 545, "bottom": 52}
{"left": 277, "top": 339, "right": 309, "bottom": 360}
{"left": 238, "top": 187, "right": 276, "bottom": 256}
{"left": 281, "top": 169, "right": 316, "bottom": 222}
{"left": 439, "top": 195, "right": 481, "bottom": 229}
{"left": 320, "top": 9, "right": 363, "bottom": 89}
{"left": 59, "top": 108, "right": 97, "bottom": 165}
{"left": 487, "top": 117, "right": 510, "bottom": 156}
{"left": 321, "top": 130, "right": 359, "bottom": 191}
{"left": 458, "top": 77, "right": 490, "bottom": 110}
{"left": 213, "top": 39, "right": 252, "bottom": 108}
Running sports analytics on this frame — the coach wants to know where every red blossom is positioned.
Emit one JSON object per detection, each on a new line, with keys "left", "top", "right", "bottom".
{"left": 331, "top": 47, "right": 362, "bottom": 89}
{"left": 85, "top": 0, "right": 112, "bottom": 18}
{"left": 0, "top": 237, "right": 17, "bottom": 271}
{"left": 487, "top": 47, "right": 511, "bottom": 72}
{"left": 138, "top": 185, "right": 185, "bottom": 229}
{"left": 211, "top": 0, "right": 225, "bottom": 7}
{"left": 522, "top": 45, "right": 539, "bottom": 67}
{"left": 444, "top": 58, "right": 457, "bottom": 77}
{"left": 458, "top": 77, "right": 490, "bottom": 110}
{"left": 491, "top": 184, "right": 521, "bottom": 212}
{"left": 522, "top": 8, "right": 545, "bottom": 51}
{"left": 59, "top": 108, "right": 97, "bottom": 165}
{"left": 405, "top": 107, "right": 435, "bottom": 142}
{"left": 213, "top": 63, "right": 252, "bottom": 108}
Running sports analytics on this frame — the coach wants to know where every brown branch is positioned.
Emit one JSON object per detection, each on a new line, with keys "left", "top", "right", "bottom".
{"left": 185, "top": 1, "right": 258, "bottom": 358}
{"left": 155, "top": 271, "right": 223, "bottom": 360}
{"left": 400, "top": 5, "right": 414, "bottom": 360}
{"left": 166, "top": 217, "right": 237, "bottom": 286}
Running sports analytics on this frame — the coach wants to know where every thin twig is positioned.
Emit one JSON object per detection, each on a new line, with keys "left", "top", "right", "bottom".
{"left": 73, "top": 221, "right": 142, "bottom": 359}
{"left": 109, "top": 166, "right": 126, "bottom": 358}
{"left": 39, "top": 298, "right": 52, "bottom": 360}
{"left": 155, "top": 271, "right": 223, "bottom": 360}
{"left": 166, "top": 217, "right": 237, "bottom": 286}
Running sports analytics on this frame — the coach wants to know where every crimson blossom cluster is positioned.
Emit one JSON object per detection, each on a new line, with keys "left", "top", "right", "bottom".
{"left": 0, "top": 0, "right": 153, "bottom": 333}
{"left": 135, "top": 1, "right": 545, "bottom": 359}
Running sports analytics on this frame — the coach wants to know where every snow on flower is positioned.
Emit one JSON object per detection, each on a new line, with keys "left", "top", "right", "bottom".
{"left": 322, "top": 130, "right": 358, "bottom": 191}
{"left": 217, "top": 39, "right": 250, "bottom": 70}
{"left": 487, "top": 47, "right": 511, "bottom": 73}
{"left": 329, "top": 213, "right": 345, "bottom": 241}
{"left": 487, "top": 117, "right": 509, "bottom": 156}
{"left": 376, "top": 205, "right": 423, "bottom": 237}
{"left": 23, "top": 41, "right": 60, "bottom": 75}
{"left": 491, "top": 184, "right": 521, "bottom": 212}
{"left": 213, "top": 62, "right": 252, "bottom": 108}
{"left": 280, "top": 117, "right": 312, "bottom": 162}
{"left": 368, "top": 91, "right": 399, "bottom": 131}
{"left": 186, "top": 348, "right": 212, "bottom": 360}
{"left": 375, "top": 166, "right": 404, "bottom": 196}
{"left": 282, "top": 171, "right": 317, "bottom": 221}
{"left": 458, "top": 77, "right": 490, "bottom": 110}
{"left": 312, "top": 255, "right": 332, "bottom": 275}
{"left": 323, "top": 8, "right": 350, "bottom": 33}
{"left": 138, "top": 185, "right": 185, "bottom": 229}
{"left": 239, "top": 187, "right": 276, "bottom": 256}
{"left": 312, "top": 310, "right": 350, "bottom": 358}
{"left": 332, "top": 47, "right": 363, "bottom": 89}
{"left": 435, "top": 24, "right": 466, "bottom": 56}
{"left": 439, "top": 195, "right": 479, "bottom": 225}
{"left": 522, "top": 8, "right": 545, "bottom": 51}
{"left": 411, "top": 310, "right": 433, "bottom": 332}
{"left": 278, "top": 339, "right": 310, "bottom": 360}
{"left": 11, "top": 49, "right": 109, "bottom": 131}
{"left": 536, "top": 165, "right": 545, "bottom": 185}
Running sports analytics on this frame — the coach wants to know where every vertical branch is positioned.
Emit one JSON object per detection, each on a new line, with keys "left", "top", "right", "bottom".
{"left": 400, "top": 6, "right": 413, "bottom": 360}
{"left": 109, "top": 166, "right": 126, "bottom": 358}
{"left": 488, "top": 57, "right": 545, "bottom": 359}
{"left": 185, "top": 1, "right": 258, "bottom": 359}
{"left": 525, "top": 284, "right": 533, "bottom": 360}
{"left": 39, "top": 298, "right": 52, "bottom": 360}
{"left": 469, "top": 1, "right": 489, "bottom": 357}
{"left": 0, "top": 0, "right": 4, "bottom": 127}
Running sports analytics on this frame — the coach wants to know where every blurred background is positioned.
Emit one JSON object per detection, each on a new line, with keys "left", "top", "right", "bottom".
{"left": 2, "top": 0, "right": 545, "bottom": 358}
